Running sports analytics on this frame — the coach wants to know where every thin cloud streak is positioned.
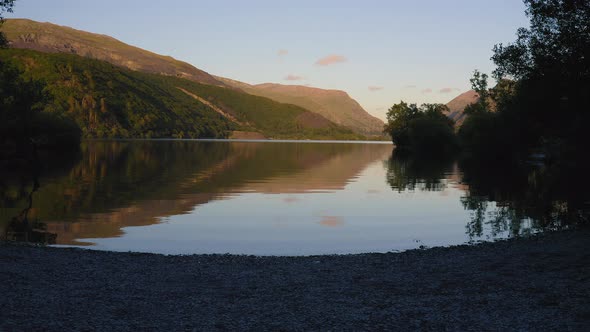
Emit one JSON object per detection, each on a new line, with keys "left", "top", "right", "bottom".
{"left": 284, "top": 74, "right": 304, "bottom": 81}
{"left": 368, "top": 86, "right": 384, "bottom": 92}
{"left": 439, "top": 87, "right": 460, "bottom": 94}
{"left": 421, "top": 88, "right": 433, "bottom": 94}
{"left": 277, "top": 49, "right": 288, "bottom": 57}
{"left": 315, "top": 55, "right": 347, "bottom": 66}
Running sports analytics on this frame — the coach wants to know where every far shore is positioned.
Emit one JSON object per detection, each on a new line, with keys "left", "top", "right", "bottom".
{"left": 1, "top": 229, "right": 588, "bottom": 330}
{"left": 82, "top": 137, "right": 394, "bottom": 144}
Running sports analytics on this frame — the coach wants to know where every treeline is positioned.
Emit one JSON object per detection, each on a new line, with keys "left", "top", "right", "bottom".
{"left": 1, "top": 49, "right": 232, "bottom": 139}
{"left": 464, "top": 0, "right": 590, "bottom": 164}
{"left": 0, "top": 49, "right": 361, "bottom": 141}
{"left": 385, "top": 0, "right": 590, "bottom": 166}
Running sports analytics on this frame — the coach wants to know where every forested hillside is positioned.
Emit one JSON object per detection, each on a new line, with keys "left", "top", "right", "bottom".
{"left": 0, "top": 49, "right": 361, "bottom": 140}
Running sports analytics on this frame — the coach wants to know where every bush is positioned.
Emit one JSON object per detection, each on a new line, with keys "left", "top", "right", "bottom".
{"left": 384, "top": 102, "right": 457, "bottom": 154}
{"left": 408, "top": 116, "right": 457, "bottom": 156}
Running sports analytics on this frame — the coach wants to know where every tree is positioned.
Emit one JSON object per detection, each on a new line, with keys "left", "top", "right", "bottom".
{"left": 1, "top": 58, "right": 81, "bottom": 153}
{"left": 0, "top": 59, "right": 46, "bottom": 138}
{"left": 464, "top": 70, "right": 491, "bottom": 115}
{"left": 383, "top": 101, "right": 420, "bottom": 148}
{"left": 0, "top": 0, "right": 15, "bottom": 48}
{"left": 458, "top": 70, "right": 503, "bottom": 157}
{"left": 492, "top": 0, "right": 590, "bottom": 83}
{"left": 384, "top": 101, "right": 456, "bottom": 154}
{"left": 491, "top": 0, "right": 590, "bottom": 158}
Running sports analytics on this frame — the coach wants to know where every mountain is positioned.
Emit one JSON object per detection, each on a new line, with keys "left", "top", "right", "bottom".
{"left": 217, "top": 77, "right": 385, "bottom": 136}
{"left": 3, "top": 19, "right": 224, "bottom": 86}
{"left": 445, "top": 90, "right": 479, "bottom": 127}
{"left": 4, "top": 19, "right": 378, "bottom": 137}
{"left": 0, "top": 49, "right": 360, "bottom": 140}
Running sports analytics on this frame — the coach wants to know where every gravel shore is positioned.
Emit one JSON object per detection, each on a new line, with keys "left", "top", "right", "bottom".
{"left": 1, "top": 230, "right": 589, "bottom": 331}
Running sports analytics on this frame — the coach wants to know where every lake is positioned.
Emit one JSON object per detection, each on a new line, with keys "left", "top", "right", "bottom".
{"left": 1, "top": 140, "right": 585, "bottom": 255}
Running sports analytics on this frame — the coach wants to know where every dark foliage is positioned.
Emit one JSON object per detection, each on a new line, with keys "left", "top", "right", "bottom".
{"left": 490, "top": 0, "right": 590, "bottom": 161}
{"left": 0, "top": 59, "right": 81, "bottom": 157}
{"left": 0, "top": 49, "right": 361, "bottom": 140}
{"left": 385, "top": 150, "right": 455, "bottom": 192}
{"left": 0, "top": 0, "right": 15, "bottom": 48}
{"left": 384, "top": 102, "right": 457, "bottom": 155}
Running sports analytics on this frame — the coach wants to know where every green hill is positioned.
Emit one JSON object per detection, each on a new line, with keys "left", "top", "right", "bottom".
{"left": 0, "top": 49, "right": 361, "bottom": 140}
{"left": 3, "top": 19, "right": 224, "bottom": 87}
{"left": 3, "top": 19, "right": 375, "bottom": 138}
{"left": 217, "top": 77, "right": 385, "bottom": 136}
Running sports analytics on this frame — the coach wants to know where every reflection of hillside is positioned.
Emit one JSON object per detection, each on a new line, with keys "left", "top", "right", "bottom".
{"left": 239, "top": 144, "right": 391, "bottom": 193}
{"left": 36, "top": 141, "right": 392, "bottom": 245}
{"left": 46, "top": 194, "right": 217, "bottom": 245}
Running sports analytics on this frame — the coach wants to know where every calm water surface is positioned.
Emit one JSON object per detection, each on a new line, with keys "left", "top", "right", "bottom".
{"left": 2, "top": 140, "right": 584, "bottom": 255}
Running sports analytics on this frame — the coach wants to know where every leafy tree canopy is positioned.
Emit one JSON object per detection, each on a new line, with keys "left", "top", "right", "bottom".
{"left": 384, "top": 101, "right": 456, "bottom": 154}
{"left": 464, "top": 70, "right": 491, "bottom": 115}
{"left": 492, "top": 0, "right": 590, "bottom": 82}
{"left": 0, "top": 0, "right": 15, "bottom": 48}
{"left": 490, "top": 0, "right": 590, "bottom": 159}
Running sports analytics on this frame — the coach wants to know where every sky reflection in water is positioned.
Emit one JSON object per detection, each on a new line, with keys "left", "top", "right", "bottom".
{"left": 3, "top": 140, "right": 571, "bottom": 255}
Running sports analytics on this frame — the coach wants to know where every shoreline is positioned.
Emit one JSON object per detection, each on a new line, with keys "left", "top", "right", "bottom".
{"left": 2, "top": 229, "right": 589, "bottom": 330}
{"left": 82, "top": 137, "right": 393, "bottom": 144}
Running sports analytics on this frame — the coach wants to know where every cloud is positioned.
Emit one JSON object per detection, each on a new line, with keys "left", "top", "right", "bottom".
{"left": 284, "top": 74, "right": 304, "bottom": 81}
{"left": 277, "top": 49, "right": 288, "bottom": 57}
{"left": 282, "top": 196, "right": 300, "bottom": 203}
{"left": 368, "top": 86, "right": 384, "bottom": 92}
{"left": 318, "top": 216, "right": 344, "bottom": 227}
{"left": 439, "top": 87, "right": 460, "bottom": 94}
{"left": 421, "top": 88, "right": 433, "bottom": 94}
{"left": 315, "top": 54, "right": 347, "bottom": 66}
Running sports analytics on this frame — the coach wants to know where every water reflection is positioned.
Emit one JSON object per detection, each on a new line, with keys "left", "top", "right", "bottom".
{"left": 11, "top": 140, "right": 391, "bottom": 246}
{"left": 1, "top": 140, "right": 587, "bottom": 254}
{"left": 0, "top": 172, "right": 57, "bottom": 244}
{"left": 385, "top": 151, "right": 589, "bottom": 240}
{"left": 459, "top": 158, "right": 590, "bottom": 239}
{"left": 0, "top": 146, "right": 81, "bottom": 244}
{"left": 385, "top": 151, "right": 456, "bottom": 192}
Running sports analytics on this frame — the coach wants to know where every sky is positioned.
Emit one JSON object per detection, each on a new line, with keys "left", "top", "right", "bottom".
{"left": 5, "top": 0, "right": 530, "bottom": 121}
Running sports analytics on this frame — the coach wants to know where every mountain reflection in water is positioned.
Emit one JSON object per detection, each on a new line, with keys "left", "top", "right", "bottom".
{"left": 18, "top": 141, "right": 391, "bottom": 246}
{"left": 1, "top": 140, "right": 587, "bottom": 255}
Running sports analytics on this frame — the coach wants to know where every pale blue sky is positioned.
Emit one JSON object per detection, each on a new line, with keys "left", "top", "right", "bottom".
{"left": 6, "top": 0, "right": 529, "bottom": 120}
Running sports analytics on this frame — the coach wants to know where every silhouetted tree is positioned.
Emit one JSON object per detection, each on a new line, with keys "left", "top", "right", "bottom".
{"left": 457, "top": 71, "right": 503, "bottom": 158}
{"left": 383, "top": 101, "right": 420, "bottom": 148}
{"left": 384, "top": 101, "right": 456, "bottom": 154}
{"left": 491, "top": 0, "right": 590, "bottom": 160}
{"left": 463, "top": 70, "right": 491, "bottom": 115}
{"left": 0, "top": 0, "right": 15, "bottom": 48}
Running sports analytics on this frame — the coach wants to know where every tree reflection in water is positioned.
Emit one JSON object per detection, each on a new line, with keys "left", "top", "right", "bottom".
{"left": 460, "top": 157, "right": 590, "bottom": 239}
{"left": 0, "top": 145, "right": 79, "bottom": 244}
{"left": 386, "top": 150, "right": 590, "bottom": 240}
{"left": 385, "top": 150, "right": 456, "bottom": 192}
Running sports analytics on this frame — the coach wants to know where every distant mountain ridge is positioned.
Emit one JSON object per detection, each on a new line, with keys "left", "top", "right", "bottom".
{"left": 3, "top": 19, "right": 225, "bottom": 86}
{"left": 217, "top": 77, "right": 385, "bottom": 136}
{"left": 1, "top": 19, "right": 365, "bottom": 140}
{"left": 3, "top": 19, "right": 381, "bottom": 136}
{"left": 0, "top": 48, "right": 361, "bottom": 140}
{"left": 445, "top": 90, "right": 479, "bottom": 127}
